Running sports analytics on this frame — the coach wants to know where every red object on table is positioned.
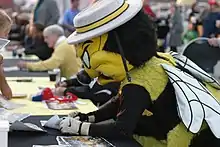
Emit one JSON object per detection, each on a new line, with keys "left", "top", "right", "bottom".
{"left": 42, "top": 88, "right": 54, "bottom": 100}
{"left": 42, "top": 88, "right": 78, "bottom": 103}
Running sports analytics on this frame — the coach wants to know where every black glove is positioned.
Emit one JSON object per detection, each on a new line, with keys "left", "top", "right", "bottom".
{"left": 64, "top": 70, "right": 92, "bottom": 87}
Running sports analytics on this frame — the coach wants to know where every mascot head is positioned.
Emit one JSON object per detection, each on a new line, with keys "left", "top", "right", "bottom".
{"left": 68, "top": 0, "right": 157, "bottom": 85}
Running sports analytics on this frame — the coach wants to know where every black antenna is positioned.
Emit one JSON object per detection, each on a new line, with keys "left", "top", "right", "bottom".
{"left": 114, "top": 31, "right": 131, "bottom": 82}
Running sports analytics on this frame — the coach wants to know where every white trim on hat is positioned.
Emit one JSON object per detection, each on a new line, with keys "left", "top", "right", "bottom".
{"left": 67, "top": 0, "right": 143, "bottom": 44}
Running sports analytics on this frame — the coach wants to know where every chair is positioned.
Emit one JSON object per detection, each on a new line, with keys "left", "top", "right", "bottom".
{"left": 181, "top": 37, "right": 220, "bottom": 75}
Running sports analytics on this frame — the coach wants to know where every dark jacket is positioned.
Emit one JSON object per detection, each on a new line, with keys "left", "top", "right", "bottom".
{"left": 203, "top": 11, "right": 220, "bottom": 37}
{"left": 33, "top": 0, "right": 60, "bottom": 26}
{"left": 24, "top": 37, "right": 53, "bottom": 61}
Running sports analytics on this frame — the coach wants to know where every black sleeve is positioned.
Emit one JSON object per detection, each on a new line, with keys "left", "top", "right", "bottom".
{"left": 24, "top": 40, "right": 53, "bottom": 61}
{"left": 64, "top": 70, "right": 92, "bottom": 87}
{"left": 88, "top": 84, "right": 152, "bottom": 138}
{"left": 65, "top": 82, "right": 120, "bottom": 106}
{"left": 64, "top": 78, "right": 82, "bottom": 87}
{"left": 88, "top": 96, "right": 120, "bottom": 122}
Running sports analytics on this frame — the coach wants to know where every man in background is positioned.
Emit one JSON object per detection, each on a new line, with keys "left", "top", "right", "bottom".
{"left": 62, "top": 0, "right": 80, "bottom": 35}
{"left": 17, "top": 25, "right": 81, "bottom": 79}
{"left": 202, "top": 0, "right": 220, "bottom": 37}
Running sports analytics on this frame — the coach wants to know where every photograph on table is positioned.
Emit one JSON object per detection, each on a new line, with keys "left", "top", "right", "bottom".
{"left": 57, "top": 136, "right": 115, "bottom": 147}
{"left": 45, "top": 100, "right": 77, "bottom": 110}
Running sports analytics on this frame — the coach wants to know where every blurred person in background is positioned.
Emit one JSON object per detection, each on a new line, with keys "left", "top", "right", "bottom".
{"left": 143, "top": 0, "right": 156, "bottom": 19}
{"left": 182, "top": 22, "right": 199, "bottom": 44}
{"left": 169, "top": 3, "right": 184, "bottom": 52}
{"left": 25, "top": 0, "right": 60, "bottom": 55}
{"left": 32, "top": 0, "right": 59, "bottom": 27}
{"left": 188, "top": 2, "right": 202, "bottom": 36}
{"left": 202, "top": 0, "right": 220, "bottom": 37}
{"left": 0, "top": 10, "right": 13, "bottom": 99}
{"left": 17, "top": 25, "right": 81, "bottom": 79}
{"left": 62, "top": 0, "right": 80, "bottom": 36}
{"left": 23, "top": 23, "right": 53, "bottom": 60}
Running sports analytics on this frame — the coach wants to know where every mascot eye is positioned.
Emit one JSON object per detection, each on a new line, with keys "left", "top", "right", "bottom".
{"left": 82, "top": 50, "right": 91, "bottom": 69}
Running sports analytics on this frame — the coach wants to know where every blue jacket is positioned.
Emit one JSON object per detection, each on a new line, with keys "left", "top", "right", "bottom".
{"left": 203, "top": 12, "right": 220, "bottom": 37}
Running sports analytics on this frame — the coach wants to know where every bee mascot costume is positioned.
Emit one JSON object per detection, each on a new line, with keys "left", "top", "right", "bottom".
{"left": 59, "top": 0, "right": 220, "bottom": 146}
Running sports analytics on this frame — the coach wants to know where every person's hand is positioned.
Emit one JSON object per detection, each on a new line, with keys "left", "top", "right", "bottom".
{"left": 68, "top": 111, "right": 95, "bottom": 122}
{"left": 216, "top": 20, "right": 220, "bottom": 28}
{"left": 54, "top": 87, "right": 66, "bottom": 96}
{"left": 208, "top": 38, "right": 220, "bottom": 47}
{"left": 1, "top": 82, "right": 12, "bottom": 99}
{"left": 55, "top": 81, "right": 67, "bottom": 88}
{"left": 59, "top": 117, "right": 90, "bottom": 135}
{"left": 17, "top": 61, "right": 27, "bottom": 69}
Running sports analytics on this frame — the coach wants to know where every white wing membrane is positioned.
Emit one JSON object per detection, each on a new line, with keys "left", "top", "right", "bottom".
{"left": 162, "top": 53, "right": 220, "bottom": 138}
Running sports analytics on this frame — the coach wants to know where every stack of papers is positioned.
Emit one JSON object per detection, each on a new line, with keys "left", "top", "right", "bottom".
{"left": 40, "top": 115, "right": 62, "bottom": 130}
{"left": 0, "top": 96, "right": 25, "bottom": 110}
{"left": 0, "top": 108, "right": 29, "bottom": 123}
{"left": 10, "top": 121, "right": 46, "bottom": 132}
{"left": 3, "top": 66, "right": 20, "bottom": 72}
{"left": 33, "top": 145, "right": 71, "bottom": 147}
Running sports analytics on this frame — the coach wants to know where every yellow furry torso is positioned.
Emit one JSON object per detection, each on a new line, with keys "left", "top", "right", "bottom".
{"left": 120, "top": 53, "right": 220, "bottom": 147}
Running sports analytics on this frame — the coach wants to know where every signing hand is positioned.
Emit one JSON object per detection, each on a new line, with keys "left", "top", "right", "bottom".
{"left": 55, "top": 81, "right": 67, "bottom": 88}
{"left": 1, "top": 82, "right": 12, "bottom": 99}
{"left": 17, "top": 61, "right": 27, "bottom": 69}
{"left": 208, "top": 38, "right": 220, "bottom": 47}
{"left": 54, "top": 87, "right": 66, "bottom": 96}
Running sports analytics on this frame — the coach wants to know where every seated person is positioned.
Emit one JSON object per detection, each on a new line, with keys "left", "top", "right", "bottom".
{"left": 155, "top": 17, "right": 170, "bottom": 52}
{"left": 182, "top": 23, "right": 198, "bottom": 44}
{"left": 58, "top": 1, "right": 220, "bottom": 147}
{"left": 24, "top": 23, "right": 53, "bottom": 60}
{"left": 0, "top": 10, "right": 13, "bottom": 99}
{"left": 55, "top": 70, "right": 120, "bottom": 106}
{"left": 62, "top": 0, "right": 80, "bottom": 36}
{"left": 8, "top": 13, "right": 29, "bottom": 44}
{"left": 17, "top": 25, "right": 81, "bottom": 79}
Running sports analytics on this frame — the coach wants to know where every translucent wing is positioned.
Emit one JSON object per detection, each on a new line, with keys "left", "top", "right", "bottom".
{"left": 162, "top": 64, "right": 220, "bottom": 138}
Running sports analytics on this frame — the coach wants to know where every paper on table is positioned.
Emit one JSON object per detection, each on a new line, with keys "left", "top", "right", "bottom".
{"left": 10, "top": 121, "right": 46, "bottom": 132}
{"left": 40, "top": 115, "right": 62, "bottom": 130}
{"left": 0, "top": 108, "right": 30, "bottom": 123}
{"left": 0, "top": 38, "right": 10, "bottom": 50}
{"left": 3, "top": 66, "right": 20, "bottom": 72}
{"left": 0, "top": 96, "right": 25, "bottom": 110}
{"left": 33, "top": 145, "right": 70, "bottom": 147}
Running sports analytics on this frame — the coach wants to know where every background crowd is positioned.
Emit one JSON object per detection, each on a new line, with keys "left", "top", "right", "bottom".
{"left": 0, "top": 0, "right": 219, "bottom": 79}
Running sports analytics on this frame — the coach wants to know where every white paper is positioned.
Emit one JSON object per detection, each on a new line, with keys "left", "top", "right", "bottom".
{"left": 10, "top": 121, "right": 46, "bottom": 132}
{"left": 0, "top": 38, "right": 10, "bottom": 50}
{"left": 33, "top": 145, "right": 70, "bottom": 147}
{"left": 0, "top": 96, "right": 25, "bottom": 110}
{"left": 40, "top": 115, "right": 62, "bottom": 130}
{"left": 0, "top": 108, "right": 30, "bottom": 123}
{"left": 3, "top": 66, "right": 20, "bottom": 72}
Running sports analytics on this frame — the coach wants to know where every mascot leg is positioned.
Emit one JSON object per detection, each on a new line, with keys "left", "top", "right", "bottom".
{"left": 190, "top": 128, "right": 220, "bottom": 147}
{"left": 167, "top": 123, "right": 194, "bottom": 147}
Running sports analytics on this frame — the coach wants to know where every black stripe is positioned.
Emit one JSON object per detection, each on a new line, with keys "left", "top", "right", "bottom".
{"left": 76, "top": 4, "right": 129, "bottom": 34}
{"left": 76, "top": 1, "right": 128, "bottom": 28}
{"left": 189, "top": 100, "right": 220, "bottom": 116}
{"left": 174, "top": 57, "right": 220, "bottom": 87}
{"left": 165, "top": 69, "right": 206, "bottom": 131}
{"left": 164, "top": 69, "right": 194, "bottom": 131}
{"left": 171, "top": 80, "right": 211, "bottom": 94}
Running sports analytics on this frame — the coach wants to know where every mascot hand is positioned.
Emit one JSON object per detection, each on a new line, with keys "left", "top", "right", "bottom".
{"left": 68, "top": 111, "right": 95, "bottom": 123}
{"left": 59, "top": 117, "right": 90, "bottom": 135}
